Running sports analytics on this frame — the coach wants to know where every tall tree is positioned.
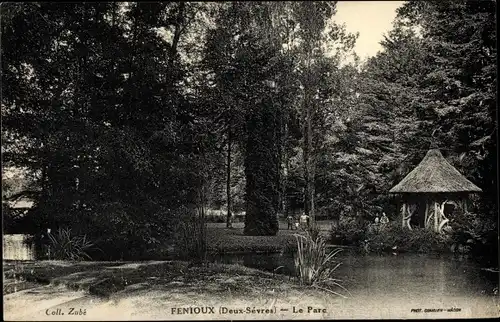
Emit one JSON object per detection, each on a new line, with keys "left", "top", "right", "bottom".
{"left": 283, "top": 2, "right": 357, "bottom": 222}
{"left": 1, "top": 2, "right": 208, "bottom": 258}
{"left": 202, "top": 2, "right": 298, "bottom": 235}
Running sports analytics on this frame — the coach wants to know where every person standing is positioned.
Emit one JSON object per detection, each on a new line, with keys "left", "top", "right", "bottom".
{"left": 300, "top": 213, "right": 308, "bottom": 229}
{"left": 373, "top": 216, "right": 381, "bottom": 233}
{"left": 380, "top": 212, "right": 389, "bottom": 225}
{"left": 287, "top": 215, "right": 294, "bottom": 230}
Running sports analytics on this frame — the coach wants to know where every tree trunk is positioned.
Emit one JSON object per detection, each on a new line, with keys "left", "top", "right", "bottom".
{"left": 302, "top": 48, "right": 315, "bottom": 222}
{"left": 198, "top": 179, "right": 207, "bottom": 263}
{"left": 302, "top": 86, "right": 311, "bottom": 218}
{"left": 244, "top": 102, "right": 280, "bottom": 236}
{"left": 168, "top": 2, "right": 185, "bottom": 68}
{"left": 304, "top": 94, "right": 315, "bottom": 219}
{"left": 130, "top": 6, "right": 138, "bottom": 82}
{"left": 111, "top": 2, "right": 116, "bottom": 28}
{"left": 311, "top": 181, "right": 315, "bottom": 225}
{"left": 283, "top": 121, "right": 289, "bottom": 217}
{"left": 226, "top": 121, "right": 232, "bottom": 228}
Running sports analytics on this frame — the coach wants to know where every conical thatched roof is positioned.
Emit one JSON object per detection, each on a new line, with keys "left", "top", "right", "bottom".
{"left": 389, "top": 149, "right": 482, "bottom": 194}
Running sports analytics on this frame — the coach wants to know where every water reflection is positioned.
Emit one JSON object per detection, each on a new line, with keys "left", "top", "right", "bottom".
{"left": 211, "top": 252, "right": 296, "bottom": 276}
{"left": 336, "top": 253, "right": 498, "bottom": 299}
{"left": 210, "top": 250, "right": 499, "bottom": 299}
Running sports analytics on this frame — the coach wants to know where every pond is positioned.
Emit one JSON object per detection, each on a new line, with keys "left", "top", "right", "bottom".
{"left": 210, "top": 251, "right": 297, "bottom": 276}
{"left": 210, "top": 249, "right": 499, "bottom": 318}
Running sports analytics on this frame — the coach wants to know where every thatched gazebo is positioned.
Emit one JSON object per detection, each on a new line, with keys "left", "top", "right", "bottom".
{"left": 389, "top": 149, "right": 482, "bottom": 233}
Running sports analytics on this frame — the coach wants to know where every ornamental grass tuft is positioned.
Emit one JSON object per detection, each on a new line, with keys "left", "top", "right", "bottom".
{"left": 294, "top": 224, "right": 349, "bottom": 298}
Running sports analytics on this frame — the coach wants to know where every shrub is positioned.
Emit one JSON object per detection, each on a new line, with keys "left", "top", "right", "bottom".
{"left": 364, "top": 221, "right": 450, "bottom": 254}
{"left": 294, "top": 228, "right": 347, "bottom": 297}
{"left": 330, "top": 216, "right": 367, "bottom": 246}
{"left": 77, "top": 201, "right": 179, "bottom": 260}
{"left": 446, "top": 211, "right": 498, "bottom": 261}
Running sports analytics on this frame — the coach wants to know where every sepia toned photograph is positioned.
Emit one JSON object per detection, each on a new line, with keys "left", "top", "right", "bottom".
{"left": 1, "top": 1, "right": 498, "bottom": 320}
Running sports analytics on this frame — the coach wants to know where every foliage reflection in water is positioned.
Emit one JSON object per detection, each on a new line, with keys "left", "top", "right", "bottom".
{"left": 210, "top": 250, "right": 499, "bottom": 300}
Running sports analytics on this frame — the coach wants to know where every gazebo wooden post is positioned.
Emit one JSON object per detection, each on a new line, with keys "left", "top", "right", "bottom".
{"left": 402, "top": 199, "right": 415, "bottom": 230}
{"left": 401, "top": 202, "right": 406, "bottom": 228}
{"left": 406, "top": 204, "right": 414, "bottom": 230}
{"left": 425, "top": 199, "right": 434, "bottom": 229}
{"left": 424, "top": 199, "right": 429, "bottom": 229}
{"left": 434, "top": 201, "right": 439, "bottom": 233}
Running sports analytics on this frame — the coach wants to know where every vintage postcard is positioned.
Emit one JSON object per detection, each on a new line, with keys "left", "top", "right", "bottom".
{"left": 2, "top": 1, "right": 498, "bottom": 320}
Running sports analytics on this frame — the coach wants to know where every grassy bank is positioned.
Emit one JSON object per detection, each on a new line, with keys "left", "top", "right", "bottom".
{"left": 3, "top": 261, "right": 127, "bottom": 295}
{"left": 3, "top": 260, "right": 335, "bottom": 299}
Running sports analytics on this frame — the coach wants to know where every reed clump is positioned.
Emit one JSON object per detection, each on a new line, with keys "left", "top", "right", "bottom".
{"left": 294, "top": 224, "right": 349, "bottom": 298}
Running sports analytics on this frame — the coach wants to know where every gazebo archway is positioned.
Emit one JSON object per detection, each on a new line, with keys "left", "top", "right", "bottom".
{"left": 398, "top": 194, "right": 469, "bottom": 233}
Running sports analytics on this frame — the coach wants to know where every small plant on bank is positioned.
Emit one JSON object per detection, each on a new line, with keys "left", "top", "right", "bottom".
{"left": 46, "top": 227, "right": 95, "bottom": 260}
{"left": 294, "top": 224, "right": 348, "bottom": 298}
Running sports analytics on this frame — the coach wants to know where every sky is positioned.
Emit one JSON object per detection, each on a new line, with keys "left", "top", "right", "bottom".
{"left": 334, "top": 1, "right": 405, "bottom": 60}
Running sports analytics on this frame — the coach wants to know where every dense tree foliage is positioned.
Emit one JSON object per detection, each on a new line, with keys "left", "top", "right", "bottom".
{"left": 398, "top": 0, "right": 497, "bottom": 218}
{"left": 325, "top": 0, "right": 497, "bottom": 256}
{"left": 1, "top": 1, "right": 496, "bottom": 253}
{"left": 2, "top": 2, "right": 210, "bottom": 257}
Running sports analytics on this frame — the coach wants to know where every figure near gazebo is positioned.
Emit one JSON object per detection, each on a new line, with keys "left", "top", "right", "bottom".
{"left": 389, "top": 149, "right": 482, "bottom": 233}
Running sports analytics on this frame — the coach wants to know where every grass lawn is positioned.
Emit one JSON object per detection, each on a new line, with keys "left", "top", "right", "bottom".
{"left": 207, "top": 219, "right": 334, "bottom": 232}
{"left": 205, "top": 220, "right": 334, "bottom": 253}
